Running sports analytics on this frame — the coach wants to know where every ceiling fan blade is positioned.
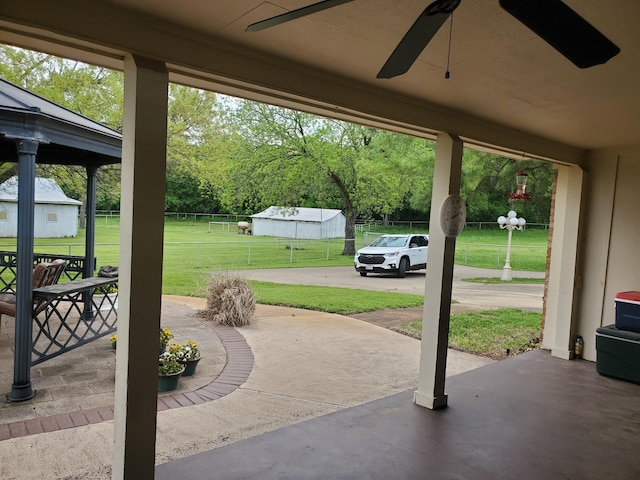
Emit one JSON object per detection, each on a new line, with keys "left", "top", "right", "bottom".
{"left": 377, "top": 0, "right": 460, "bottom": 79}
{"left": 246, "top": 0, "right": 354, "bottom": 32}
{"left": 499, "top": 0, "right": 620, "bottom": 68}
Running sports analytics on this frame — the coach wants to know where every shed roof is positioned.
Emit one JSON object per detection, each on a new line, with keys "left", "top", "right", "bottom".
{"left": 0, "top": 176, "right": 82, "bottom": 205}
{"left": 251, "top": 207, "right": 344, "bottom": 223}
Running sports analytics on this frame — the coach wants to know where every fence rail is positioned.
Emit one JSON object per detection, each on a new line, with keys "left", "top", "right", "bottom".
{"left": 95, "top": 211, "right": 550, "bottom": 231}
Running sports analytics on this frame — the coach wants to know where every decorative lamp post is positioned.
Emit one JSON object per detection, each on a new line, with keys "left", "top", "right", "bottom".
{"left": 498, "top": 168, "right": 532, "bottom": 281}
{"left": 497, "top": 211, "right": 526, "bottom": 280}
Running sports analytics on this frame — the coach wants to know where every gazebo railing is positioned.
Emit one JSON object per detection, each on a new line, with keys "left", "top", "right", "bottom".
{"left": 0, "top": 251, "right": 94, "bottom": 292}
{"left": 31, "top": 276, "right": 118, "bottom": 365}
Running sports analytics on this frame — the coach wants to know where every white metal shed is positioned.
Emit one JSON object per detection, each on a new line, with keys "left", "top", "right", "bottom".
{"left": 0, "top": 176, "right": 82, "bottom": 238}
{"left": 251, "top": 206, "right": 345, "bottom": 239}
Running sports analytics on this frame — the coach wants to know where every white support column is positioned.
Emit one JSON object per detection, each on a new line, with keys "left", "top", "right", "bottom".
{"left": 113, "top": 55, "right": 168, "bottom": 479}
{"left": 544, "top": 164, "right": 584, "bottom": 359}
{"left": 414, "top": 133, "right": 463, "bottom": 410}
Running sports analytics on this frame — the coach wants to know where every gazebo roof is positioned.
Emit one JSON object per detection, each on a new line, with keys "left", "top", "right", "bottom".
{"left": 0, "top": 77, "right": 121, "bottom": 166}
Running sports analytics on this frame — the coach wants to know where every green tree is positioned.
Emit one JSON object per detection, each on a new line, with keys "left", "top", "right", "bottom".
{"left": 219, "top": 101, "right": 425, "bottom": 254}
{"left": 165, "top": 84, "right": 226, "bottom": 213}
{"left": 0, "top": 46, "right": 234, "bottom": 216}
{"left": 461, "top": 151, "right": 553, "bottom": 224}
{"left": 0, "top": 45, "right": 124, "bottom": 215}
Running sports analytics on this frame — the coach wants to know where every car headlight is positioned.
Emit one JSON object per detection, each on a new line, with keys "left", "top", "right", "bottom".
{"left": 384, "top": 251, "right": 399, "bottom": 257}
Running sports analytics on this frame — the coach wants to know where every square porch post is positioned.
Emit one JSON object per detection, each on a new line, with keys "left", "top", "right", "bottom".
{"left": 544, "top": 164, "right": 584, "bottom": 359}
{"left": 112, "top": 55, "right": 168, "bottom": 479}
{"left": 414, "top": 132, "right": 463, "bottom": 410}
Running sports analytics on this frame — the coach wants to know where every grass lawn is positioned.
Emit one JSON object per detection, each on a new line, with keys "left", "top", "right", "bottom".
{"left": 249, "top": 281, "right": 424, "bottom": 315}
{"left": 396, "top": 308, "right": 542, "bottom": 359}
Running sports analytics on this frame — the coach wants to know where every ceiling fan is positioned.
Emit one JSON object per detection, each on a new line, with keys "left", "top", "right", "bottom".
{"left": 246, "top": 0, "right": 620, "bottom": 79}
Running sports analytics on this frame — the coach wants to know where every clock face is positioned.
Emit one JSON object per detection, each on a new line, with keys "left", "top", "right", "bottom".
{"left": 439, "top": 194, "right": 466, "bottom": 238}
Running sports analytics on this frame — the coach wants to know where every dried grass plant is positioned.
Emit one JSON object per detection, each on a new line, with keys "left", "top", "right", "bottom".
{"left": 201, "top": 274, "right": 255, "bottom": 326}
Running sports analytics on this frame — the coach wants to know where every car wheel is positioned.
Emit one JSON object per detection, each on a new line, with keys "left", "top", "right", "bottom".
{"left": 398, "top": 258, "right": 408, "bottom": 278}
{"left": 359, "top": 271, "right": 367, "bottom": 277}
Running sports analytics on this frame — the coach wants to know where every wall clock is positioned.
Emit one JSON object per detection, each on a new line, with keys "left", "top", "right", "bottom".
{"left": 439, "top": 194, "right": 466, "bottom": 238}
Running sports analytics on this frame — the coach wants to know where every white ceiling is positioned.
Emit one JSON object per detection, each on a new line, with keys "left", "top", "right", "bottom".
{"left": 1, "top": 0, "right": 639, "bottom": 156}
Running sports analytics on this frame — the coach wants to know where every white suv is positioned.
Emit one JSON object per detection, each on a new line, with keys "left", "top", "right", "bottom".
{"left": 354, "top": 234, "right": 429, "bottom": 278}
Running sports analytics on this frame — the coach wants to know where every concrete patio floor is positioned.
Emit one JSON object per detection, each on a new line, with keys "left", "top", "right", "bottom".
{"left": 0, "top": 296, "right": 494, "bottom": 479}
{"left": 157, "top": 348, "right": 640, "bottom": 480}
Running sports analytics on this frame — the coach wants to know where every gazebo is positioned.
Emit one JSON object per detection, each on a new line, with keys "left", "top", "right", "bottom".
{"left": 0, "top": 78, "right": 121, "bottom": 402}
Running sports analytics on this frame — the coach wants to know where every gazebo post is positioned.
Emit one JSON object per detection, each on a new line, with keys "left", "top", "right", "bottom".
{"left": 9, "top": 138, "right": 38, "bottom": 402}
{"left": 82, "top": 164, "right": 98, "bottom": 320}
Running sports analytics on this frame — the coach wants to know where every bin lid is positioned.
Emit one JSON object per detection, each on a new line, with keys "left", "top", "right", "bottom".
{"left": 596, "top": 324, "right": 640, "bottom": 341}
{"left": 615, "top": 291, "right": 640, "bottom": 303}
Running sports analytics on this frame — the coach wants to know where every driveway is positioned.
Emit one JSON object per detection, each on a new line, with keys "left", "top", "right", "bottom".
{"left": 234, "top": 265, "right": 545, "bottom": 312}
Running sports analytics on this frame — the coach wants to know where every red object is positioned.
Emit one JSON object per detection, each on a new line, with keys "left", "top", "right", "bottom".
{"left": 615, "top": 291, "right": 640, "bottom": 303}
{"left": 507, "top": 193, "right": 532, "bottom": 200}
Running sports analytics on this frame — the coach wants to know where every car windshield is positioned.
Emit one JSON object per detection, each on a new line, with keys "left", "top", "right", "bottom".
{"left": 369, "top": 236, "right": 408, "bottom": 248}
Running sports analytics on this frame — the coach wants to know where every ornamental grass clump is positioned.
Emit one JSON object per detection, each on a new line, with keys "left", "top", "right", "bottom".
{"left": 202, "top": 274, "right": 255, "bottom": 326}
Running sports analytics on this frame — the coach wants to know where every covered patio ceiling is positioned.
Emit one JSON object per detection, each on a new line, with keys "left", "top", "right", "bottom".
{"left": 0, "top": 0, "right": 638, "bottom": 163}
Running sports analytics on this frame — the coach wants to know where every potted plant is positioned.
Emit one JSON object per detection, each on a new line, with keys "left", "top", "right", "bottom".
{"left": 169, "top": 340, "right": 202, "bottom": 376}
{"left": 159, "top": 327, "right": 174, "bottom": 354}
{"left": 110, "top": 333, "right": 117, "bottom": 350}
{"left": 158, "top": 351, "right": 185, "bottom": 391}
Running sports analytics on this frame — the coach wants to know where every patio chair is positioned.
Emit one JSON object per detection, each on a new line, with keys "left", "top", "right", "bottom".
{"left": 0, "top": 259, "right": 66, "bottom": 333}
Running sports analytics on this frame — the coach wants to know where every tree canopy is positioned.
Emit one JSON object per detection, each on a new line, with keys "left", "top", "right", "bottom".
{"left": 0, "top": 45, "right": 554, "bottom": 247}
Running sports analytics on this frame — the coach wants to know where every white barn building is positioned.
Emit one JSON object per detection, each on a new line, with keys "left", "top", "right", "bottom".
{"left": 251, "top": 206, "right": 345, "bottom": 239}
{"left": 0, "top": 176, "right": 82, "bottom": 238}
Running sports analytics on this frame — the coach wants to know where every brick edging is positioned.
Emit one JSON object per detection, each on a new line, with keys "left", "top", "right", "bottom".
{"left": 0, "top": 323, "right": 253, "bottom": 441}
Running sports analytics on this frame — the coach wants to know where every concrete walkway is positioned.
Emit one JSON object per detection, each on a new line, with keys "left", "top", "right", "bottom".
{"left": 0, "top": 296, "right": 494, "bottom": 479}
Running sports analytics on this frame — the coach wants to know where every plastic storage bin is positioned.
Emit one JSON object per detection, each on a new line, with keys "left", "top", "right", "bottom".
{"left": 596, "top": 324, "right": 640, "bottom": 384}
{"left": 615, "top": 291, "right": 640, "bottom": 333}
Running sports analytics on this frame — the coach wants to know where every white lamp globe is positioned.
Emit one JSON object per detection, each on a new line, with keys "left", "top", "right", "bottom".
{"left": 518, "top": 218, "right": 526, "bottom": 227}
{"left": 509, "top": 217, "right": 519, "bottom": 226}
{"left": 507, "top": 210, "right": 517, "bottom": 218}
{"left": 497, "top": 216, "right": 506, "bottom": 225}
